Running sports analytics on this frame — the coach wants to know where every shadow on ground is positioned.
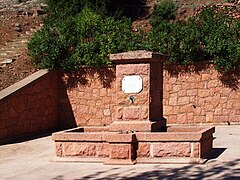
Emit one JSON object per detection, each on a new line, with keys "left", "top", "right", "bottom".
{"left": 0, "top": 132, "right": 53, "bottom": 146}
{"left": 51, "top": 158, "right": 240, "bottom": 180}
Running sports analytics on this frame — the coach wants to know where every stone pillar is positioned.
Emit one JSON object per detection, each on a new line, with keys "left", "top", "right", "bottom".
{"left": 110, "top": 51, "right": 167, "bottom": 132}
{"left": 105, "top": 133, "right": 137, "bottom": 165}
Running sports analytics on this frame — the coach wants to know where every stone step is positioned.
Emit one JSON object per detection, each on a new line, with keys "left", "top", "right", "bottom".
{"left": 0, "top": 46, "right": 23, "bottom": 51}
{"left": 0, "top": 46, "right": 26, "bottom": 53}
{"left": 26, "top": 31, "right": 34, "bottom": 35}
{"left": 0, "top": 50, "right": 23, "bottom": 56}
{"left": 18, "top": 34, "right": 31, "bottom": 39}
{"left": 9, "top": 38, "right": 29, "bottom": 43}
{"left": 5, "top": 41, "right": 27, "bottom": 48}
{"left": 0, "top": 49, "right": 22, "bottom": 55}
{"left": 0, "top": 52, "right": 7, "bottom": 56}
{"left": 0, "top": 53, "right": 21, "bottom": 59}
{"left": 0, "top": 22, "right": 40, "bottom": 67}
{"left": 0, "top": 58, "right": 14, "bottom": 67}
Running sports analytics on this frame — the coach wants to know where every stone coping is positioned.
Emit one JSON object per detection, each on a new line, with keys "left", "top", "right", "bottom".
{"left": 110, "top": 50, "right": 168, "bottom": 64}
{"left": 0, "top": 69, "right": 50, "bottom": 100}
{"left": 52, "top": 131, "right": 115, "bottom": 142}
{"left": 136, "top": 126, "right": 215, "bottom": 142}
{"left": 106, "top": 133, "right": 136, "bottom": 143}
{"left": 53, "top": 126, "right": 215, "bottom": 142}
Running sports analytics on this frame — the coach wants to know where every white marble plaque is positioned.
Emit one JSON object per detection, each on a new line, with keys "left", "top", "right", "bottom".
{"left": 122, "top": 75, "right": 143, "bottom": 94}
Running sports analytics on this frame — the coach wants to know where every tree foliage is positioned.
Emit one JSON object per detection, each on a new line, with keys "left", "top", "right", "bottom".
{"left": 28, "top": 0, "right": 240, "bottom": 72}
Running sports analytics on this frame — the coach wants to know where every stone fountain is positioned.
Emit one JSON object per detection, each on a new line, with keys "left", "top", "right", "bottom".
{"left": 52, "top": 51, "right": 215, "bottom": 165}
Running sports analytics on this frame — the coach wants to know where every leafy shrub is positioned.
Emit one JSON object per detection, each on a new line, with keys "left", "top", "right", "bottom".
{"left": 150, "top": 0, "right": 177, "bottom": 26}
{"left": 147, "top": 7, "right": 240, "bottom": 72}
{"left": 195, "top": 8, "right": 240, "bottom": 72}
{"left": 45, "top": 0, "right": 146, "bottom": 20}
{"left": 28, "top": 8, "right": 143, "bottom": 70}
{"left": 29, "top": 0, "right": 239, "bottom": 73}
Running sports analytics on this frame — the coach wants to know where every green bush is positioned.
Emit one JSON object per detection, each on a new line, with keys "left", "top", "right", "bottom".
{"left": 28, "top": 0, "right": 239, "bottom": 73}
{"left": 45, "top": 0, "right": 143, "bottom": 19}
{"left": 28, "top": 8, "right": 143, "bottom": 70}
{"left": 147, "top": 7, "right": 240, "bottom": 72}
{"left": 196, "top": 8, "right": 240, "bottom": 72}
{"left": 150, "top": 0, "right": 177, "bottom": 26}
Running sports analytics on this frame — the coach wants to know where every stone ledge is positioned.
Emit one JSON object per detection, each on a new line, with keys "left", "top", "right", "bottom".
{"left": 136, "top": 132, "right": 202, "bottom": 142}
{"left": 110, "top": 50, "right": 168, "bottom": 64}
{"left": 52, "top": 131, "right": 116, "bottom": 142}
{"left": 106, "top": 133, "right": 136, "bottom": 143}
{"left": 0, "top": 69, "right": 50, "bottom": 100}
{"left": 135, "top": 126, "right": 215, "bottom": 142}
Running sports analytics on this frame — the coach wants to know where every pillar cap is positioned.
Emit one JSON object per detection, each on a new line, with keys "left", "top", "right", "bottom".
{"left": 110, "top": 50, "right": 168, "bottom": 64}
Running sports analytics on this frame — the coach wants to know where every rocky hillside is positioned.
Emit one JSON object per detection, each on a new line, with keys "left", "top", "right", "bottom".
{"left": 0, "top": 0, "right": 45, "bottom": 90}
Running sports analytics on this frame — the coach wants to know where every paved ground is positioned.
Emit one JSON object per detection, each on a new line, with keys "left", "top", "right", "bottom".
{"left": 0, "top": 125, "right": 240, "bottom": 180}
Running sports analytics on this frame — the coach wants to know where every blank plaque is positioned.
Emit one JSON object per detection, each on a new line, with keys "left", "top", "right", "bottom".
{"left": 122, "top": 75, "right": 143, "bottom": 94}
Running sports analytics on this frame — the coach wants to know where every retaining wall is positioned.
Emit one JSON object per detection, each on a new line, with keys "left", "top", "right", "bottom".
{"left": 58, "top": 66, "right": 116, "bottom": 128}
{"left": 163, "top": 63, "right": 240, "bottom": 124}
{"left": 0, "top": 70, "right": 58, "bottom": 141}
{"left": 59, "top": 63, "right": 239, "bottom": 126}
{"left": 0, "top": 62, "right": 239, "bottom": 141}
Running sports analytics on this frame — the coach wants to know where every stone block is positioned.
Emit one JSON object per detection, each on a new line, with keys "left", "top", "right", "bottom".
{"left": 110, "top": 144, "right": 130, "bottom": 159}
{"left": 55, "top": 142, "right": 63, "bottom": 157}
{"left": 163, "top": 106, "right": 173, "bottom": 115}
{"left": 97, "top": 143, "right": 110, "bottom": 157}
{"left": 153, "top": 142, "right": 191, "bottom": 157}
{"left": 116, "top": 107, "right": 123, "bottom": 120}
{"left": 187, "top": 113, "right": 194, "bottom": 123}
{"left": 187, "top": 89, "right": 198, "bottom": 96}
{"left": 178, "top": 90, "right": 187, "bottom": 97}
{"left": 169, "top": 93, "right": 178, "bottom": 106}
{"left": 193, "top": 143, "right": 200, "bottom": 158}
{"left": 123, "top": 107, "right": 141, "bottom": 120}
{"left": 116, "top": 64, "right": 150, "bottom": 76}
{"left": 178, "top": 97, "right": 190, "bottom": 105}
{"left": 164, "top": 84, "right": 173, "bottom": 92}
{"left": 198, "top": 89, "right": 210, "bottom": 98}
{"left": 177, "top": 113, "right": 187, "bottom": 124}
{"left": 167, "top": 115, "right": 177, "bottom": 124}
{"left": 208, "top": 80, "right": 219, "bottom": 88}
{"left": 137, "top": 143, "right": 150, "bottom": 158}
{"left": 194, "top": 116, "right": 206, "bottom": 123}
{"left": 214, "top": 107, "right": 222, "bottom": 115}
{"left": 64, "top": 143, "right": 97, "bottom": 157}
{"left": 206, "top": 112, "right": 214, "bottom": 123}
{"left": 172, "top": 85, "right": 181, "bottom": 92}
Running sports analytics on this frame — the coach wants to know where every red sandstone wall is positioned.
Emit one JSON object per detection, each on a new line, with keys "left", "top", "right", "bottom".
{"left": 2, "top": 62, "right": 238, "bottom": 141}
{"left": 163, "top": 63, "right": 240, "bottom": 124}
{"left": 0, "top": 70, "right": 58, "bottom": 141}
{"left": 58, "top": 66, "right": 116, "bottom": 127}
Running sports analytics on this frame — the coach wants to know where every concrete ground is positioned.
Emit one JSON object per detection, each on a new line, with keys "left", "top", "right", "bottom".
{"left": 0, "top": 125, "right": 240, "bottom": 180}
